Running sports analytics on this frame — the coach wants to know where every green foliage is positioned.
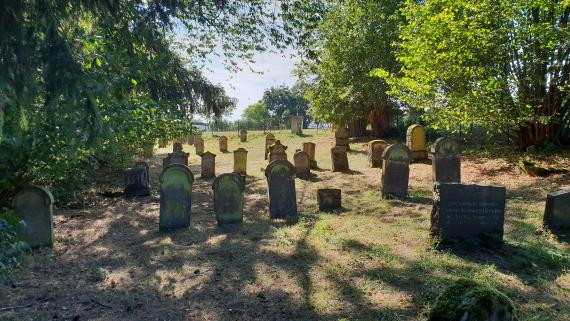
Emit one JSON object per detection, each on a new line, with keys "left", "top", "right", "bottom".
{"left": 262, "top": 84, "right": 312, "bottom": 128}
{"left": 0, "top": 209, "right": 30, "bottom": 281}
{"left": 241, "top": 102, "right": 273, "bottom": 129}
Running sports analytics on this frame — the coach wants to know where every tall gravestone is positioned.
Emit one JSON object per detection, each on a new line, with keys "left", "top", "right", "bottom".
{"left": 331, "top": 146, "right": 349, "bottom": 172}
{"left": 239, "top": 129, "right": 248, "bottom": 142}
{"left": 163, "top": 143, "right": 189, "bottom": 168}
{"left": 406, "top": 124, "right": 428, "bottom": 161}
{"left": 269, "top": 140, "right": 288, "bottom": 162}
{"left": 265, "top": 133, "right": 276, "bottom": 160}
{"left": 543, "top": 190, "right": 570, "bottom": 231}
{"left": 381, "top": 144, "right": 412, "bottom": 198}
{"left": 431, "top": 182, "right": 506, "bottom": 241}
{"left": 158, "top": 138, "right": 167, "bottom": 148}
{"left": 159, "top": 164, "right": 194, "bottom": 231}
{"left": 294, "top": 150, "right": 310, "bottom": 178}
{"left": 431, "top": 137, "right": 461, "bottom": 183}
{"left": 335, "top": 127, "right": 350, "bottom": 150}
{"left": 213, "top": 173, "right": 245, "bottom": 225}
{"left": 194, "top": 136, "right": 205, "bottom": 156}
{"left": 291, "top": 116, "right": 304, "bottom": 134}
{"left": 201, "top": 152, "right": 216, "bottom": 179}
{"left": 233, "top": 148, "right": 248, "bottom": 175}
{"left": 12, "top": 186, "right": 54, "bottom": 247}
{"left": 368, "top": 140, "right": 389, "bottom": 168}
{"left": 303, "top": 142, "right": 317, "bottom": 169}
{"left": 265, "top": 160, "right": 297, "bottom": 220}
{"left": 124, "top": 162, "right": 151, "bottom": 197}
{"left": 219, "top": 136, "right": 228, "bottom": 153}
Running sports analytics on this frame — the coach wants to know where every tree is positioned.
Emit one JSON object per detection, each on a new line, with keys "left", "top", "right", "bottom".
{"left": 375, "top": 0, "right": 569, "bottom": 149}
{"left": 241, "top": 102, "right": 271, "bottom": 129}
{"left": 262, "top": 85, "right": 312, "bottom": 128}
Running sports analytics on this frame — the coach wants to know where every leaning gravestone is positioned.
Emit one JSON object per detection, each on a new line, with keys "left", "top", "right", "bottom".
{"left": 431, "top": 182, "right": 506, "bottom": 241}
{"left": 269, "top": 140, "right": 288, "bottom": 162}
{"left": 543, "top": 190, "right": 570, "bottom": 231}
{"left": 194, "top": 136, "right": 205, "bottom": 156}
{"left": 159, "top": 164, "right": 194, "bottom": 231}
{"left": 331, "top": 146, "right": 349, "bottom": 172}
{"left": 294, "top": 150, "right": 310, "bottom": 178}
{"left": 431, "top": 137, "right": 461, "bottom": 183}
{"left": 335, "top": 127, "right": 350, "bottom": 150}
{"left": 291, "top": 116, "right": 304, "bottom": 134}
{"left": 233, "top": 148, "right": 248, "bottom": 175}
{"left": 219, "top": 136, "right": 228, "bottom": 153}
{"left": 406, "top": 124, "right": 428, "bottom": 161}
{"left": 239, "top": 129, "right": 248, "bottom": 142}
{"left": 368, "top": 140, "right": 389, "bottom": 168}
{"left": 303, "top": 142, "right": 317, "bottom": 169}
{"left": 201, "top": 151, "right": 216, "bottom": 179}
{"left": 124, "top": 163, "right": 151, "bottom": 197}
{"left": 265, "top": 133, "right": 276, "bottom": 160}
{"left": 381, "top": 144, "right": 412, "bottom": 198}
{"left": 265, "top": 160, "right": 297, "bottom": 220}
{"left": 318, "top": 189, "right": 342, "bottom": 211}
{"left": 12, "top": 186, "right": 54, "bottom": 247}
{"left": 163, "top": 144, "right": 189, "bottom": 168}
{"left": 213, "top": 173, "right": 245, "bottom": 225}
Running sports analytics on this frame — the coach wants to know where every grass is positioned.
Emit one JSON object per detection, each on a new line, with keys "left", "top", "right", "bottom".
{"left": 1, "top": 129, "right": 569, "bottom": 321}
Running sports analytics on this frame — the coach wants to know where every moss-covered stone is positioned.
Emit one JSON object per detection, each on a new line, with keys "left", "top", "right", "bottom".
{"left": 428, "top": 279, "right": 518, "bottom": 321}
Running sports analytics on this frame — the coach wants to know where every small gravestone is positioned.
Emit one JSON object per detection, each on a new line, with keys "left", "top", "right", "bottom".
{"left": 543, "top": 190, "right": 570, "bottom": 231}
{"left": 158, "top": 138, "right": 167, "bottom": 148}
{"left": 239, "top": 129, "right": 248, "bottom": 142}
{"left": 194, "top": 136, "right": 204, "bottom": 156}
{"left": 406, "top": 124, "right": 428, "bottom": 161}
{"left": 201, "top": 152, "right": 216, "bottom": 179}
{"left": 381, "top": 144, "right": 412, "bottom": 198}
{"left": 124, "top": 162, "right": 151, "bottom": 197}
{"left": 269, "top": 140, "right": 288, "bottom": 162}
{"left": 213, "top": 173, "right": 245, "bottom": 225}
{"left": 303, "top": 142, "right": 317, "bottom": 169}
{"left": 335, "top": 127, "right": 350, "bottom": 150}
{"left": 294, "top": 150, "right": 310, "bottom": 178}
{"left": 159, "top": 164, "right": 194, "bottom": 231}
{"left": 265, "top": 160, "right": 297, "bottom": 220}
{"left": 12, "top": 186, "right": 54, "bottom": 247}
{"left": 233, "top": 148, "right": 248, "bottom": 175}
{"left": 331, "top": 146, "right": 349, "bottom": 172}
{"left": 219, "top": 136, "right": 228, "bottom": 153}
{"left": 163, "top": 144, "right": 189, "bottom": 168}
{"left": 431, "top": 137, "right": 461, "bottom": 183}
{"left": 318, "top": 189, "right": 341, "bottom": 211}
{"left": 265, "top": 133, "right": 276, "bottom": 160}
{"left": 368, "top": 140, "right": 389, "bottom": 168}
{"left": 431, "top": 182, "right": 506, "bottom": 241}
{"left": 136, "top": 161, "right": 150, "bottom": 185}
{"left": 291, "top": 116, "right": 304, "bottom": 134}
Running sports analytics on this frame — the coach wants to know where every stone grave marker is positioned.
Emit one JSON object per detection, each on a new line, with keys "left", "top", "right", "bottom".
{"left": 269, "top": 140, "right": 288, "bottom": 162}
{"left": 406, "top": 124, "right": 428, "bottom": 161}
{"left": 331, "top": 146, "right": 349, "bottom": 172}
{"left": 239, "top": 129, "right": 248, "bottom": 142}
{"left": 201, "top": 151, "right": 216, "bottom": 179}
{"left": 213, "top": 173, "right": 245, "bottom": 225}
{"left": 543, "top": 190, "right": 570, "bottom": 231}
{"left": 381, "top": 143, "right": 412, "bottom": 198}
{"left": 318, "top": 189, "right": 341, "bottom": 211}
{"left": 194, "top": 136, "right": 204, "bottom": 156}
{"left": 233, "top": 148, "right": 248, "bottom": 175}
{"left": 303, "top": 142, "right": 317, "bottom": 169}
{"left": 430, "top": 137, "right": 461, "bottom": 183}
{"left": 431, "top": 182, "right": 506, "bottom": 241}
{"left": 294, "top": 150, "right": 310, "bottom": 178}
{"left": 265, "top": 160, "right": 297, "bottom": 220}
{"left": 158, "top": 138, "right": 167, "bottom": 148}
{"left": 124, "top": 162, "right": 151, "bottom": 197}
{"left": 159, "top": 164, "right": 194, "bottom": 230}
{"left": 163, "top": 144, "right": 189, "bottom": 168}
{"left": 291, "top": 116, "right": 304, "bottom": 134}
{"left": 335, "top": 127, "right": 350, "bottom": 150}
{"left": 219, "top": 136, "right": 228, "bottom": 153}
{"left": 12, "top": 186, "right": 54, "bottom": 248}
{"left": 265, "top": 133, "right": 276, "bottom": 160}
{"left": 368, "top": 140, "right": 389, "bottom": 168}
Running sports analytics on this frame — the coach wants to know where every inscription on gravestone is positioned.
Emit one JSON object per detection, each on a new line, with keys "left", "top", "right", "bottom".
{"left": 213, "top": 173, "right": 245, "bottom": 225}
{"left": 543, "top": 190, "right": 570, "bottom": 231}
{"left": 124, "top": 165, "right": 151, "bottom": 197}
{"left": 159, "top": 164, "right": 194, "bottom": 231}
{"left": 12, "top": 186, "right": 54, "bottom": 247}
{"left": 265, "top": 160, "right": 297, "bottom": 220}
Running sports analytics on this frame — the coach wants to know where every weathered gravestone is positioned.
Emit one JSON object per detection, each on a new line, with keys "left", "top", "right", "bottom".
{"left": 219, "top": 136, "right": 228, "bottom": 153}
{"left": 158, "top": 138, "right": 167, "bottom": 148}
{"left": 318, "top": 189, "right": 341, "bottom": 211}
{"left": 381, "top": 144, "right": 412, "bottom": 198}
{"left": 431, "top": 182, "right": 506, "bottom": 241}
{"left": 233, "top": 148, "right": 248, "bottom": 175}
{"left": 294, "top": 150, "right": 310, "bottom": 178}
{"left": 543, "top": 190, "right": 570, "bottom": 231}
{"left": 239, "top": 129, "right": 248, "bottom": 142}
{"left": 406, "top": 124, "right": 428, "bottom": 161}
{"left": 194, "top": 136, "right": 205, "bottom": 156}
{"left": 331, "top": 146, "right": 349, "bottom": 172}
{"left": 430, "top": 137, "right": 461, "bottom": 183}
{"left": 265, "top": 133, "right": 276, "bottom": 160}
{"left": 335, "top": 127, "right": 350, "bottom": 150}
{"left": 159, "top": 164, "right": 194, "bottom": 231}
{"left": 265, "top": 160, "right": 297, "bottom": 220}
{"left": 124, "top": 162, "right": 151, "bottom": 197}
{"left": 291, "top": 116, "right": 304, "bottom": 134}
{"left": 303, "top": 142, "right": 317, "bottom": 169}
{"left": 12, "top": 186, "right": 54, "bottom": 247}
{"left": 201, "top": 152, "right": 216, "bottom": 179}
{"left": 163, "top": 143, "right": 189, "bottom": 168}
{"left": 368, "top": 140, "right": 389, "bottom": 168}
{"left": 269, "top": 140, "right": 288, "bottom": 162}
{"left": 136, "top": 161, "right": 150, "bottom": 185}
{"left": 213, "top": 173, "right": 245, "bottom": 225}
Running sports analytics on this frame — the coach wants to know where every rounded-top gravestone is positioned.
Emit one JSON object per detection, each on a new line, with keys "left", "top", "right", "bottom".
{"left": 406, "top": 124, "right": 428, "bottom": 161}
{"left": 219, "top": 136, "right": 228, "bottom": 153}
{"left": 159, "top": 164, "right": 194, "bottom": 231}
{"left": 431, "top": 137, "right": 461, "bottom": 183}
{"left": 239, "top": 129, "right": 248, "bottom": 142}
{"left": 265, "top": 160, "right": 297, "bottom": 221}
{"left": 213, "top": 173, "right": 245, "bottom": 225}
{"left": 12, "top": 186, "right": 54, "bottom": 247}
{"left": 368, "top": 139, "right": 389, "bottom": 168}
{"left": 293, "top": 150, "right": 310, "bottom": 178}
{"left": 381, "top": 143, "right": 412, "bottom": 199}
{"left": 233, "top": 148, "right": 248, "bottom": 175}
{"left": 201, "top": 151, "right": 216, "bottom": 179}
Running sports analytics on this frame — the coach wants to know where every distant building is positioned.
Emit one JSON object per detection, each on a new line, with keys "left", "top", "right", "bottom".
{"left": 192, "top": 121, "right": 209, "bottom": 131}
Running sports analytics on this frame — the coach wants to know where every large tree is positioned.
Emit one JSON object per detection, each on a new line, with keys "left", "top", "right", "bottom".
{"left": 262, "top": 84, "right": 312, "bottom": 128}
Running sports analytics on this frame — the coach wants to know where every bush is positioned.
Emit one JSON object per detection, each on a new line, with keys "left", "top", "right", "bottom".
{"left": 0, "top": 209, "right": 30, "bottom": 281}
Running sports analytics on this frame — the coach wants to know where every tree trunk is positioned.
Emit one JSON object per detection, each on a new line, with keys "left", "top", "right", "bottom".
{"left": 347, "top": 118, "right": 367, "bottom": 137}
{"left": 368, "top": 109, "right": 390, "bottom": 137}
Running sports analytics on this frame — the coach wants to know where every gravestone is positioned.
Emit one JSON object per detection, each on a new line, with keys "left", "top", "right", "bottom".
{"left": 239, "top": 129, "right": 248, "bottom": 142}
{"left": 430, "top": 137, "right": 461, "bottom": 183}
{"left": 194, "top": 136, "right": 204, "bottom": 156}
{"left": 294, "top": 150, "right": 310, "bottom": 178}
{"left": 303, "top": 142, "right": 317, "bottom": 169}
{"left": 201, "top": 152, "right": 216, "bottom": 179}
{"left": 219, "top": 136, "right": 228, "bottom": 153}
{"left": 265, "top": 133, "right": 276, "bottom": 160}
{"left": 173, "top": 142, "right": 183, "bottom": 153}
{"left": 368, "top": 140, "right": 389, "bottom": 168}
{"left": 124, "top": 162, "right": 151, "bottom": 197}
{"left": 213, "top": 173, "right": 245, "bottom": 225}
{"left": 12, "top": 186, "right": 54, "bottom": 247}
{"left": 163, "top": 144, "right": 189, "bottom": 168}
{"left": 331, "top": 146, "right": 349, "bottom": 172}
{"left": 381, "top": 144, "right": 412, "bottom": 198}
{"left": 136, "top": 161, "right": 150, "bottom": 185}
{"left": 265, "top": 160, "right": 297, "bottom": 220}
{"left": 543, "top": 190, "right": 570, "bottom": 231}
{"left": 269, "top": 140, "right": 288, "bottom": 162}
{"left": 187, "top": 134, "right": 195, "bottom": 145}
{"left": 406, "top": 124, "right": 428, "bottom": 161}
{"left": 158, "top": 138, "right": 167, "bottom": 148}
{"left": 233, "top": 148, "right": 248, "bottom": 175}
{"left": 159, "top": 164, "right": 194, "bottom": 231}
{"left": 291, "top": 116, "right": 304, "bottom": 134}
{"left": 318, "top": 189, "right": 341, "bottom": 211}
{"left": 335, "top": 127, "right": 350, "bottom": 150}
{"left": 431, "top": 182, "right": 506, "bottom": 241}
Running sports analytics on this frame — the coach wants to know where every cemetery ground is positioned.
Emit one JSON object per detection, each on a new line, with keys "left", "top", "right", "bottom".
{"left": 1, "top": 130, "right": 570, "bottom": 321}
